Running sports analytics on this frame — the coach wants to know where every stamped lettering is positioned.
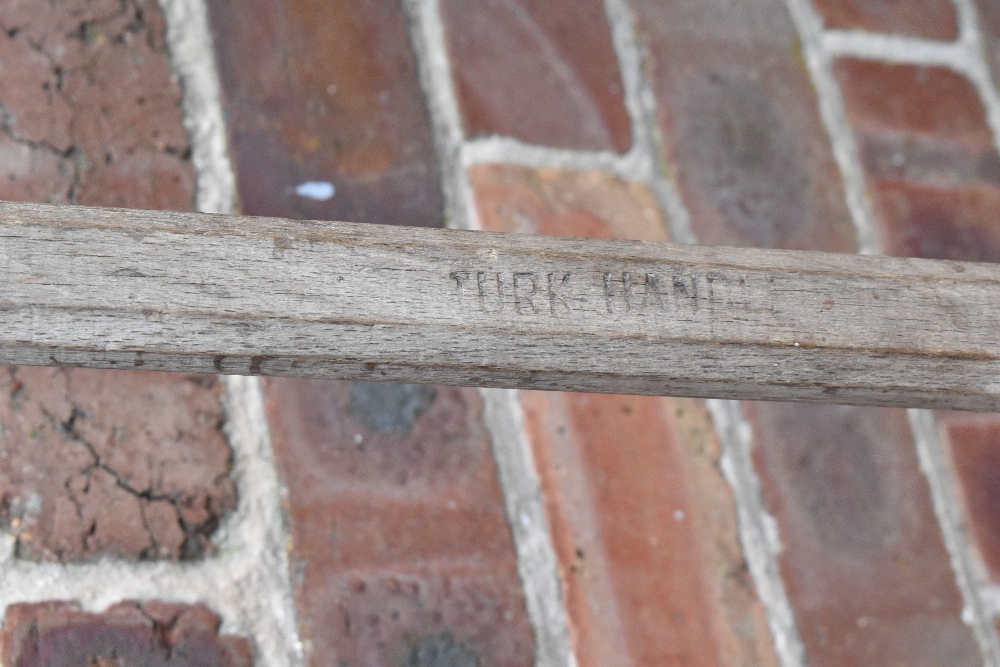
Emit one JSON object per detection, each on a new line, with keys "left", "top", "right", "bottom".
{"left": 513, "top": 272, "right": 540, "bottom": 314}
{"left": 452, "top": 268, "right": 757, "bottom": 317}
{"left": 547, "top": 273, "right": 573, "bottom": 314}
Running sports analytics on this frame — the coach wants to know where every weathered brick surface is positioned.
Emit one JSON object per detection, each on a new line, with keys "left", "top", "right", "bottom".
{"left": 440, "top": 0, "right": 631, "bottom": 153}
{"left": 811, "top": 0, "right": 958, "bottom": 40}
{"left": 0, "top": 367, "right": 236, "bottom": 561}
{"left": 206, "top": 0, "right": 443, "bottom": 227}
{"left": 748, "top": 403, "right": 979, "bottom": 666}
{"left": 0, "top": 0, "right": 234, "bottom": 565}
{"left": 836, "top": 60, "right": 1000, "bottom": 262}
{"left": 470, "top": 164, "right": 779, "bottom": 667}
{"left": 0, "top": 0, "right": 195, "bottom": 210}
{"left": 937, "top": 411, "right": 1000, "bottom": 582}
{"left": 630, "top": 0, "right": 857, "bottom": 251}
{"left": 262, "top": 379, "right": 533, "bottom": 666}
{"left": 0, "top": 601, "right": 252, "bottom": 667}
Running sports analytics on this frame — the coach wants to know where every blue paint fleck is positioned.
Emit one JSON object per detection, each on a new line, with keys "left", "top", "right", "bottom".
{"left": 293, "top": 181, "right": 335, "bottom": 201}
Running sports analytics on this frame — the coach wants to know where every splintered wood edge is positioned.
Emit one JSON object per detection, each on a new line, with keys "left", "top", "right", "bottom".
{"left": 2, "top": 200, "right": 999, "bottom": 410}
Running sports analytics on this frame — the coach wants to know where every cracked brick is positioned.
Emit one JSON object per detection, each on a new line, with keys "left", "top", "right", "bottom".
{"left": 0, "top": 601, "right": 252, "bottom": 667}
{"left": 0, "top": 367, "right": 236, "bottom": 562}
{"left": 0, "top": 0, "right": 194, "bottom": 210}
{"left": 0, "top": 0, "right": 222, "bottom": 564}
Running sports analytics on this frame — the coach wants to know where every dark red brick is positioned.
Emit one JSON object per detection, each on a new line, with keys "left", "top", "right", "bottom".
{"left": 205, "top": 0, "right": 443, "bottom": 226}
{"left": 812, "top": 0, "right": 958, "bottom": 41}
{"left": 0, "top": 0, "right": 195, "bottom": 210}
{"left": 0, "top": 367, "right": 235, "bottom": 562}
{"left": 629, "top": 0, "right": 856, "bottom": 251}
{"left": 0, "top": 601, "right": 252, "bottom": 667}
{"left": 470, "top": 164, "right": 779, "bottom": 667}
{"left": 440, "top": 0, "right": 631, "bottom": 152}
{"left": 262, "top": 379, "right": 533, "bottom": 667}
{"left": 835, "top": 60, "right": 1000, "bottom": 262}
{"left": 748, "top": 403, "right": 979, "bottom": 666}
{"left": 937, "top": 412, "right": 1000, "bottom": 582}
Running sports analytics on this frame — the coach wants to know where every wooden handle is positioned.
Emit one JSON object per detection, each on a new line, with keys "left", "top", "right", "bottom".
{"left": 1, "top": 201, "right": 998, "bottom": 410}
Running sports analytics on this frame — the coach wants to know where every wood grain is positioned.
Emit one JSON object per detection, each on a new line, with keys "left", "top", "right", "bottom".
{"left": 1, "top": 201, "right": 998, "bottom": 410}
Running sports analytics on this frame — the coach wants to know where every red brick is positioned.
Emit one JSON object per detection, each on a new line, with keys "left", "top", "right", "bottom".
{"left": 837, "top": 61, "right": 991, "bottom": 145}
{"left": 262, "top": 379, "right": 533, "bottom": 667}
{"left": 0, "top": 368, "right": 236, "bottom": 562}
{"left": 747, "top": 403, "right": 979, "bottom": 666}
{"left": 0, "top": 1, "right": 234, "bottom": 564}
{"left": 294, "top": 572, "right": 530, "bottom": 666}
{"left": 629, "top": 0, "right": 856, "bottom": 251}
{"left": 0, "top": 0, "right": 195, "bottom": 210}
{"left": 469, "top": 164, "right": 667, "bottom": 239}
{"left": 812, "top": 0, "right": 958, "bottom": 41}
{"left": 937, "top": 412, "right": 1000, "bottom": 582}
{"left": 205, "top": 0, "right": 443, "bottom": 226}
{"left": 440, "top": 0, "right": 631, "bottom": 152}
{"left": 835, "top": 59, "right": 1000, "bottom": 261}
{"left": 470, "top": 164, "right": 779, "bottom": 667}
{"left": 0, "top": 601, "right": 252, "bottom": 667}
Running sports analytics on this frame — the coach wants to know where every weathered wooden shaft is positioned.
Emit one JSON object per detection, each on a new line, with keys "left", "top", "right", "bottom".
{"left": 1, "top": 201, "right": 998, "bottom": 410}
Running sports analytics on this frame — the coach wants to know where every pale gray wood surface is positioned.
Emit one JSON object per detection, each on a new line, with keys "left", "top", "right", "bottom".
{"left": 1, "top": 201, "right": 998, "bottom": 410}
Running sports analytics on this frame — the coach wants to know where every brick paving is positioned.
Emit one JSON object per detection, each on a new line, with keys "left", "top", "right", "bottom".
{"left": 4, "top": 0, "right": 1000, "bottom": 666}
{"left": 0, "top": 601, "right": 252, "bottom": 667}
{"left": 0, "top": 368, "right": 234, "bottom": 561}
{"left": 471, "top": 163, "right": 778, "bottom": 666}
{"left": 0, "top": 1, "right": 253, "bottom": 664}
{"left": 440, "top": 0, "right": 631, "bottom": 152}
{"left": 262, "top": 379, "right": 534, "bottom": 666}
{"left": 630, "top": 0, "right": 858, "bottom": 251}
{"left": 205, "top": 0, "right": 443, "bottom": 227}
{"left": 835, "top": 60, "right": 1000, "bottom": 263}
{"left": 0, "top": 0, "right": 195, "bottom": 210}
{"left": 749, "top": 403, "right": 979, "bottom": 665}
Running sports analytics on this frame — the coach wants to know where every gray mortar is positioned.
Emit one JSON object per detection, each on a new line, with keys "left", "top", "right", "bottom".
{"left": 909, "top": 408, "right": 1000, "bottom": 665}
{"left": 602, "top": 0, "right": 699, "bottom": 244}
{"left": 480, "top": 390, "right": 579, "bottom": 667}
{"left": 400, "top": 0, "right": 478, "bottom": 232}
{"left": 157, "top": 0, "right": 236, "bottom": 215}
{"left": 783, "top": 0, "right": 880, "bottom": 256}
{"left": 708, "top": 400, "right": 808, "bottom": 667}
